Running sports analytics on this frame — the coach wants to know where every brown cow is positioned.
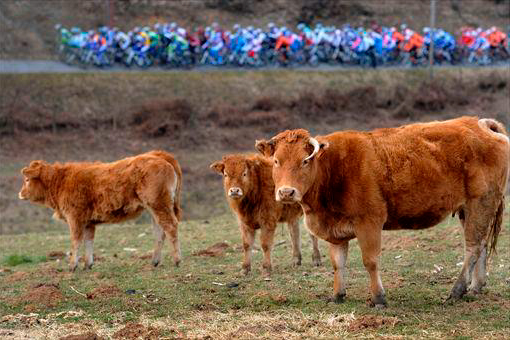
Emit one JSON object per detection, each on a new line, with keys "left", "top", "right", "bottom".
{"left": 210, "top": 154, "right": 321, "bottom": 276}
{"left": 18, "top": 150, "right": 182, "bottom": 271}
{"left": 256, "top": 116, "right": 509, "bottom": 306}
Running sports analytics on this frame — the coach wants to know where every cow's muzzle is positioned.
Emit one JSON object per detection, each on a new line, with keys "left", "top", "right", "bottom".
{"left": 276, "top": 186, "right": 301, "bottom": 203}
{"left": 228, "top": 187, "right": 243, "bottom": 199}
{"left": 18, "top": 192, "right": 26, "bottom": 200}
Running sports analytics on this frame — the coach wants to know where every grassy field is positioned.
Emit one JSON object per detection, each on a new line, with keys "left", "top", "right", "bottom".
{"left": 1, "top": 207, "right": 509, "bottom": 339}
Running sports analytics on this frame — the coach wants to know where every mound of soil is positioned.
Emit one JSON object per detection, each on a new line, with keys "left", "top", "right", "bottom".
{"left": 48, "top": 251, "right": 66, "bottom": 260}
{"left": 6, "top": 271, "right": 29, "bottom": 283}
{"left": 348, "top": 315, "right": 399, "bottom": 332}
{"left": 193, "top": 242, "right": 230, "bottom": 257}
{"left": 86, "top": 284, "right": 122, "bottom": 300}
{"left": 17, "top": 283, "right": 63, "bottom": 311}
{"left": 113, "top": 322, "right": 159, "bottom": 340}
{"left": 59, "top": 332, "right": 104, "bottom": 340}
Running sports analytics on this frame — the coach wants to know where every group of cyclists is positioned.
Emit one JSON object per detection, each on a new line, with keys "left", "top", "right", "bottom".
{"left": 55, "top": 21, "right": 510, "bottom": 69}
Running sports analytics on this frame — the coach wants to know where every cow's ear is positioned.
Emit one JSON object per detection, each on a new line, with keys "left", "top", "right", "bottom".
{"left": 316, "top": 140, "right": 329, "bottom": 160}
{"left": 21, "top": 160, "right": 44, "bottom": 179}
{"left": 255, "top": 139, "right": 275, "bottom": 157}
{"left": 210, "top": 161, "right": 225, "bottom": 175}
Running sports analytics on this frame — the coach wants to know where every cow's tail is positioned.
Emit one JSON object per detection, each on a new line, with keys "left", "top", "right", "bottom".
{"left": 149, "top": 150, "right": 183, "bottom": 222}
{"left": 478, "top": 118, "right": 508, "bottom": 140}
{"left": 487, "top": 198, "right": 504, "bottom": 259}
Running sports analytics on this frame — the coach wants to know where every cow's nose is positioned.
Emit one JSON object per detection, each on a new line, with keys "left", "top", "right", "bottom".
{"left": 228, "top": 187, "right": 243, "bottom": 197}
{"left": 278, "top": 187, "right": 295, "bottom": 200}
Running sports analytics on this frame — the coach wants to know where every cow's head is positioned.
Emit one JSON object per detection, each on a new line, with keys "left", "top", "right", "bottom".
{"left": 210, "top": 155, "right": 258, "bottom": 200}
{"left": 19, "top": 160, "right": 51, "bottom": 203}
{"left": 256, "top": 129, "right": 328, "bottom": 203}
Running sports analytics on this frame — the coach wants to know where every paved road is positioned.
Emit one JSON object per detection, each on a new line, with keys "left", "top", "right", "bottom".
{"left": 1, "top": 59, "right": 509, "bottom": 73}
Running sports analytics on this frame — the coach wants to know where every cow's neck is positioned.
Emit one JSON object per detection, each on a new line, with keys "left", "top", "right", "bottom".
{"left": 302, "top": 157, "right": 338, "bottom": 214}
{"left": 44, "top": 166, "right": 64, "bottom": 213}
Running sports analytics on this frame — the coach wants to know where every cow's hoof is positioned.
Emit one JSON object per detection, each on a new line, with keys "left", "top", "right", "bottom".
{"left": 313, "top": 257, "right": 322, "bottom": 267}
{"left": 293, "top": 257, "right": 302, "bottom": 266}
{"left": 69, "top": 265, "right": 78, "bottom": 272}
{"left": 152, "top": 260, "right": 160, "bottom": 267}
{"left": 242, "top": 267, "right": 251, "bottom": 276}
{"left": 84, "top": 263, "right": 93, "bottom": 270}
{"left": 369, "top": 294, "right": 387, "bottom": 308}
{"left": 174, "top": 260, "right": 181, "bottom": 268}
{"left": 447, "top": 282, "right": 467, "bottom": 302}
{"left": 329, "top": 293, "right": 346, "bottom": 304}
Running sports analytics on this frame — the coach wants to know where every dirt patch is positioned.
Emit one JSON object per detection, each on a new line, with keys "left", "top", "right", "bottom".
{"left": 113, "top": 322, "right": 159, "bottom": 340}
{"left": 48, "top": 250, "right": 66, "bottom": 260}
{"left": 5, "top": 271, "right": 29, "bottom": 282}
{"left": 86, "top": 284, "right": 122, "bottom": 300}
{"left": 382, "top": 235, "right": 418, "bottom": 251}
{"left": 59, "top": 332, "right": 104, "bottom": 340}
{"left": 348, "top": 315, "right": 399, "bottom": 332}
{"left": 16, "top": 283, "right": 63, "bottom": 312}
{"left": 193, "top": 242, "right": 230, "bottom": 257}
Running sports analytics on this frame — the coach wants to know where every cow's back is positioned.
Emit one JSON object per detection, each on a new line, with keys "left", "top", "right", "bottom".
{"left": 369, "top": 117, "right": 509, "bottom": 230}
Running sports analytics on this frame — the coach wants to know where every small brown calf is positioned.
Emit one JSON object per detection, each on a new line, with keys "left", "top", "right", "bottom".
{"left": 211, "top": 154, "right": 321, "bottom": 276}
{"left": 19, "top": 150, "right": 182, "bottom": 271}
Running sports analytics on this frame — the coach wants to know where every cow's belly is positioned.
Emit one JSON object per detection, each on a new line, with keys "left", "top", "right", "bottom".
{"left": 383, "top": 208, "right": 452, "bottom": 230}
{"left": 304, "top": 213, "right": 355, "bottom": 243}
{"left": 92, "top": 202, "right": 145, "bottom": 224}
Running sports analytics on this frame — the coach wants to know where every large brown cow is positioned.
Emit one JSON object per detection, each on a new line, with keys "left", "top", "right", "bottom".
{"left": 19, "top": 150, "right": 182, "bottom": 271}
{"left": 256, "top": 116, "right": 509, "bottom": 306}
{"left": 210, "top": 154, "right": 321, "bottom": 276}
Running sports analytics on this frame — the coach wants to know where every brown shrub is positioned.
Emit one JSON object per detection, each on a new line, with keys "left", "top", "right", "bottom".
{"left": 251, "top": 96, "right": 287, "bottom": 111}
{"left": 289, "top": 91, "right": 325, "bottom": 119}
{"left": 207, "top": 104, "right": 247, "bottom": 128}
{"left": 131, "top": 99, "right": 194, "bottom": 137}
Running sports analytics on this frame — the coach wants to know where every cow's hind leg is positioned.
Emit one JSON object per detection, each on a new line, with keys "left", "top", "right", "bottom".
{"left": 149, "top": 206, "right": 180, "bottom": 267}
{"left": 151, "top": 217, "right": 166, "bottom": 267}
{"left": 448, "top": 196, "right": 498, "bottom": 301}
{"left": 329, "top": 240, "right": 349, "bottom": 303}
{"left": 84, "top": 224, "right": 96, "bottom": 269}
{"left": 287, "top": 220, "right": 302, "bottom": 266}
{"left": 310, "top": 233, "right": 322, "bottom": 266}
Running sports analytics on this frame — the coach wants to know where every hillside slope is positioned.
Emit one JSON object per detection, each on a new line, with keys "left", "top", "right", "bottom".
{"left": 1, "top": 0, "right": 509, "bottom": 59}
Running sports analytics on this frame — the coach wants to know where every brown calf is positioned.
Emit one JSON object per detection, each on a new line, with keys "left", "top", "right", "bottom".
{"left": 256, "top": 117, "right": 509, "bottom": 306}
{"left": 19, "top": 150, "right": 182, "bottom": 271}
{"left": 210, "top": 154, "right": 321, "bottom": 276}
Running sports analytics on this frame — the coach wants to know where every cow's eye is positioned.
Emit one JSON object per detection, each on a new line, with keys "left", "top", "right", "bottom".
{"left": 243, "top": 172, "right": 247, "bottom": 177}
{"left": 274, "top": 159, "right": 279, "bottom": 166}
{"left": 303, "top": 159, "right": 310, "bottom": 166}
{"left": 224, "top": 173, "right": 228, "bottom": 178}
{"left": 24, "top": 178, "right": 29, "bottom": 183}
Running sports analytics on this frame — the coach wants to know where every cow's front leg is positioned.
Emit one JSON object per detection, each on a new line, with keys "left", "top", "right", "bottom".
{"left": 68, "top": 220, "right": 84, "bottom": 272}
{"left": 240, "top": 225, "right": 255, "bottom": 275}
{"left": 260, "top": 225, "right": 276, "bottom": 277}
{"left": 310, "top": 233, "right": 322, "bottom": 266}
{"left": 84, "top": 224, "right": 96, "bottom": 269}
{"left": 329, "top": 240, "right": 349, "bottom": 303}
{"left": 287, "top": 220, "right": 302, "bottom": 266}
{"left": 356, "top": 227, "right": 386, "bottom": 307}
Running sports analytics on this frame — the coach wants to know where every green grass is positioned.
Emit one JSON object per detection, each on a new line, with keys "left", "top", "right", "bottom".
{"left": 0, "top": 208, "right": 509, "bottom": 339}
{"left": 3, "top": 254, "right": 47, "bottom": 267}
